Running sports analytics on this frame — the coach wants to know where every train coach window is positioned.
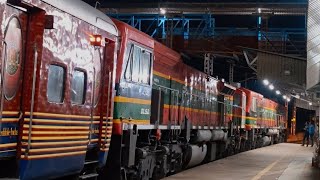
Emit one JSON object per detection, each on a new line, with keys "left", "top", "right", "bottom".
{"left": 234, "top": 94, "right": 241, "bottom": 106}
{"left": 47, "top": 65, "right": 65, "bottom": 103}
{"left": 71, "top": 70, "right": 86, "bottom": 104}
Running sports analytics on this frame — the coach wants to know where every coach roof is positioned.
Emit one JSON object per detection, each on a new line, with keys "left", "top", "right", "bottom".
{"left": 42, "top": 0, "right": 118, "bottom": 36}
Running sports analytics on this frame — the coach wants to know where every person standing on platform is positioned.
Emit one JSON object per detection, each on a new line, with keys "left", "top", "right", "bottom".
{"left": 308, "top": 120, "right": 315, "bottom": 147}
{"left": 302, "top": 120, "right": 310, "bottom": 146}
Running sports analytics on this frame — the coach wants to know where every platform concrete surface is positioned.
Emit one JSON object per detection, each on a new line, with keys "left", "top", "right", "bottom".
{"left": 164, "top": 143, "right": 320, "bottom": 180}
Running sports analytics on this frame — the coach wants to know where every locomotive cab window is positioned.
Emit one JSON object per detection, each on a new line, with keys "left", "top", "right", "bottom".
{"left": 71, "top": 70, "right": 87, "bottom": 104}
{"left": 234, "top": 94, "right": 241, "bottom": 106}
{"left": 124, "top": 44, "right": 152, "bottom": 85}
{"left": 47, "top": 65, "right": 65, "bottom": 103}
{"left": 251, "top": 97, "right": 257, "bottom": 112}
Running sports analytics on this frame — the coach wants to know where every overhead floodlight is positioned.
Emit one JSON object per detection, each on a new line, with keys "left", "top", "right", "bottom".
{"left": 263, "top": 79, "right": 269, "bottom": 86}
{"left": 160, "top": 8, "right": 166, "bottom": 15}
{"left": 283, "top": 95, "right": 287, "bottom": 99}
{"left": 276, "top": 90, "right": 281, "bottom": 95}
{"left": 258, "top": 8, "right": 261, "bottom": 13}
{"left": 309, "top": 102, "right": 312, "bottom": 106}
{"left": 269, "top": 84, "right": 274, "bottom": 90}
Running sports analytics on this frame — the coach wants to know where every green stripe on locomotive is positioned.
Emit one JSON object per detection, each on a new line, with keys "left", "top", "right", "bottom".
{"left": 245, "top": 118, "right": 257, "bottom": 125}
{"left": 114, "top": 82, "right": 152, "bottom": 122}
{"left": 114, "top": 102, "right": 151, "bottom": 120}
{"left": 261, "top": 108, "right": 277, "bottom": 120}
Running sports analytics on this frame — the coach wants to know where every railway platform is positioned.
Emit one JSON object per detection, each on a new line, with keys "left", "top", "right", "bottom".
{"left": 165, "top": 143, "right": 320, "bottom": 180}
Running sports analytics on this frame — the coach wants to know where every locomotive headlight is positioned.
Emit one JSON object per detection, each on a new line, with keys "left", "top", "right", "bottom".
{"left": 276, "top": 90, "right": 280, "bottom": 95}
{"left": 282, "top": 95, "right": 287, "bottom": 99}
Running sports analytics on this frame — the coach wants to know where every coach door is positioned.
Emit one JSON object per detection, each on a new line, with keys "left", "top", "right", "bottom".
{"left": 0, "top": 4, "right": 28, "bottom": 161}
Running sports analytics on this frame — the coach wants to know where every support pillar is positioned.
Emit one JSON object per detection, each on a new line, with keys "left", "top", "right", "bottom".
{"left": 229, "top": 63, "right": 234, "bottom": 83}
{"left": 318, "top": 106, "right": 320, "bottom": 136}
{"left": 285, "top": 101, "right": 288, "bottom": 129}
{"left": 291, "top": 99, "right": 296, "bottom": 135}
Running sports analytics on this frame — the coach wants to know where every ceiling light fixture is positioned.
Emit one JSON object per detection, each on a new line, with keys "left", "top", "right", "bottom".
{"left": 269, "top": 84, "right": 274, "bottom": 90}
{"left": 160, "top": 8, "right": 166, "bottom": 15}
{"left": 263, "top": 79, "right": 269, "bottom": 86}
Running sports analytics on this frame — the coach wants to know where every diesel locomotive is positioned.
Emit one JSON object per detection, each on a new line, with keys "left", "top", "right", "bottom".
{"left": 0, "top": 0, "right": 286, "bottom": 180}
{"left": 106, "top": 20, "right": 287, "bottom": 180}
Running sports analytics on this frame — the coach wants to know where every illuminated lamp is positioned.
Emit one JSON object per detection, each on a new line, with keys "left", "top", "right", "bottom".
{"left": 263, "top": 79, "right": 269, "bottom": 85}
{"left": 160, "top": 8, "right": 166, "bottom": 15}
{"left": 90, "top": 34, "right": 104, "bottom": 46}
{"left": 269, "top": 84, "right": 274, "bottom": 90}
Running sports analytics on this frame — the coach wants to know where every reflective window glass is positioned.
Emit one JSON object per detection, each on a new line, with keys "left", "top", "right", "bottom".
{"left": 124, "top": 44, "right": 152, "bottom": 85}
{"left": 93, "top": 49, "right": 101, "bottom": 106}
{"left": 125, "top": 46, "right": 133, "bottom": 81}
{"left": 47, "top": 65, "right": 65, "bottom": 103}
{"left": 251, "top": 97, "right": 257, "bottom": 112}
{"left": 132, "top": 46, "right": 141, "bottom": 83}
{"left": 71, "top": 70, "right": 86, "bottom": 104}
{"left": 141, "top": 51, "right": 151, "bottom": 84}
